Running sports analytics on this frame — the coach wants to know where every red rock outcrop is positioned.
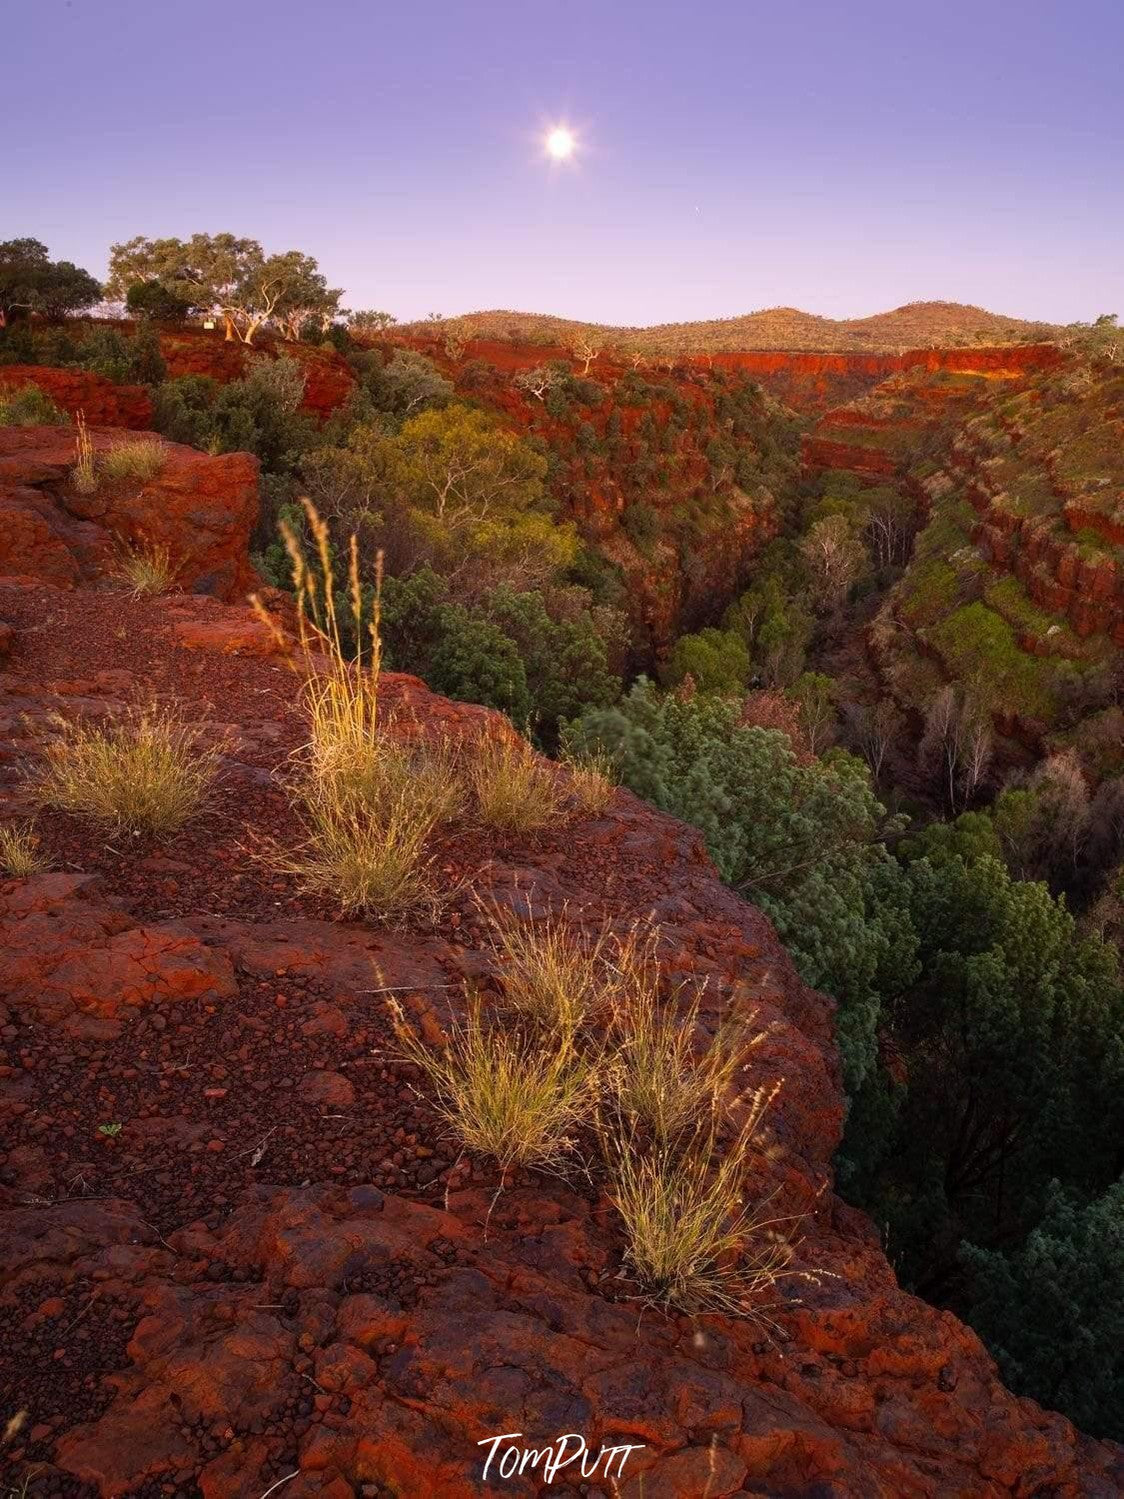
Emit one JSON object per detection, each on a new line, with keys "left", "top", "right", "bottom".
{"left": 156, "top": 328, "right": 356, "bottom": 417}
{"left": 0, "top": 577, "right": 1120, "bottom": 1496}
{"left": 0, "top": 364, "right": 152, "bottom": 427}
{"left": 0, "top": 425, "right": 260, "bottom": 599}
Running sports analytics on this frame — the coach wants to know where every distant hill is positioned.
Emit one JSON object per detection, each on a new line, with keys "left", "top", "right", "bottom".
{"left": 400, "top": 301, "right": 1059, "bottom": 354}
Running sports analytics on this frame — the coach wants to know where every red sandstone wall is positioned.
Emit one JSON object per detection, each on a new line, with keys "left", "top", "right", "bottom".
{"left": 0, "top": 366, "right": 152, "bottom": 428}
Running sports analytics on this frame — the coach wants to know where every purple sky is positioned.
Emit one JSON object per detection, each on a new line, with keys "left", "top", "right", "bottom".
{"left": 6, "top": 0, "right": 1122, "bottom": 326}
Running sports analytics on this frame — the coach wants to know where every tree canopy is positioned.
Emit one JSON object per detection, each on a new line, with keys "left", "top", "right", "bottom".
{"left": 0, "top": 238, "right": 101, "bottom": 326}
{"left": 106, "top": 233, "right": 341, "bottom": 343}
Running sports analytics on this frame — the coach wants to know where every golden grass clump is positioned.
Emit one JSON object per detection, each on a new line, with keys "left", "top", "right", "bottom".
{"left": 486, "top": 904, "right": 618, "bottom": 1034}
{"left": 324, "top": 732, "right": 465, "bottom": 832}
{"left": 111, "top": 540, "right": 176, "bottom": 596}
{"left": 72, "top": 410, "right": 96, "bottom": 494}
{"left": 390, "top": 906, "right": 813, "bottom": 1316}
{"left": 469, "top": 732, "right": 564, "bottom": 833}
{"left": 562, "top": 746, "right": 617, "bottom": 815}
{"left": 100, "top": 437, "right": 167, "bottom": 483}
{"left": 255, "top": 501, "right": 459, "bottom": 921}
{"left": 390, "top": 996, "right": 593, "bottom": 1173}
{"left": 0, "top": 824, "right": 46, "bottom": 877}
{"left": 37, "top": 704, "right": 221, "bottom": 835}
{"left": 279, "top": 785, "right": 439, "bottom": 919}
{"left": 605, "top": 929, "right": 751, "bottom": 1146}
{"left": 605, "top": 1085, "right": 797, "bottom": 1316}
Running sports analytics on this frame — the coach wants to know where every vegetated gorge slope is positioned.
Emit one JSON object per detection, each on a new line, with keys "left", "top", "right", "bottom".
{"left": 800, "top": 351, "right": 1124, "bottom": 782}
{"left": 1, "top": 426, "right": 1122, "bottom": 1496}
{"left": 376, "top": 331, "right": 1067, "bottom": 654}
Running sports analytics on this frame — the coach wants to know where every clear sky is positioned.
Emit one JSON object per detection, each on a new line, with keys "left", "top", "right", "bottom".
{"left": 5, "top": 0, "right": 1122, "bottom": 326}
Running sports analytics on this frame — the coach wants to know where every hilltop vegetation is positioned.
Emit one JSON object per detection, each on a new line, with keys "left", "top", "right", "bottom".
{"left": 399, "top": 299, "right": 1060, "bottom": 354}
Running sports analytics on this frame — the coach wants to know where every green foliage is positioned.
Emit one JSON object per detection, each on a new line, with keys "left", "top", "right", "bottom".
{"left": 0, "top": 237, "right": 101, "bottom": 323}
{"left": 484, "top": 586, "right": 621, "bottom": 731}
{"left": 789, "top": 671, "right": 838, "bottom": 754}
{"left": 0, "top": 382, "right": 71, "bottom": 425}
{"left": 382, "top": 569, "right": 621, "bottom": 741}
{"left": 664, "top": 627, "right": 750, "bottom": 695}
{"left": 844, "top": 853, "right": 1124, "bottom": 1299}
{"left": 107, "top": 232, "right": 340, "bottom": 343}
{"left": 126, "top": 278, "right": 196, "bottom": 322}
{"left": 930, "top": 602, "right": 1056, "bottom": 719}
{"left": 565, "top": 685, "right": 913, "bottom": 1086}
{"left": 620, "top": 501, "right": 661, "bottom": 554}
{"left": 723, "top": 574, "right": 812, "bottom": 686}
{"left": 76, "top": 324, "right": 166, "bottom": 384}
{"left": 960, "top": 1183, "right": 1124, "bottom": 1439}
{"left": 349, "top": 347, "right": 452, "bottom": 422}
{"left": 151, "top": 356, "right": 316, "bottom": 473}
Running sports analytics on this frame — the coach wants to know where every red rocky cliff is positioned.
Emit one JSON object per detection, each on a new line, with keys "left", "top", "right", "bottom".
{"left": 0, "top": 425, "right": 260, "bottom": 599}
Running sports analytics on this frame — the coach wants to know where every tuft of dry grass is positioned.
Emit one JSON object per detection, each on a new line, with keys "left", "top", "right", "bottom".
{"left": 325, "top": 731, "right": 465, "bottom": 831}
{"left": 606, "top": 1084, "right": 799, "bottom": 1316}
{"left": 605, "top": 930, "right": 751, "bottom": 1147}
{"left": 486, "top": 904, "right": 617, "bottom": 1034}
{"left": 390, "top": 996, "right": 593, "bottom": 1173}
{"left": 276, "top": 502, "right": 383, "bottom": 789}
{"left": 255, "top": 501, "right": 460, "bottom": 922}
{"left": 279, "top": 781, "right": 441, "bottom": 920}
{"left": 37, "top": 704, "right": 221, "bottom": 835}
{"left": 0, "top": 824, "right": 46, "bottom": 877}
{"left": 100, "top": 437, "right": 167, "bottom": 483}
{"left": 111, "top": 540, "right": 176, "bottom": 596}
{"left": 562, "top": 747, "right": 617, "bottom": 815}
{"left": 468, "top": 732, "right": 565, "bottom": 833}
{"left": 72, "top": 410, "right": 96, "bottom": 494}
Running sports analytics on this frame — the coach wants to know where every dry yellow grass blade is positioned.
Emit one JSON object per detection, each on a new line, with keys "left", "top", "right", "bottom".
{"left": 100, "top": 437, "right": 167, "bottom": 483}
{"left": 605, "top": 1082, "right": 803, "bottom": 1317}
{"left": 275, "top": 781, "right": 443, "bottom": 921}
{"left": 111, "top": 540, "right": 176, "bottom": 596}
{"left": 561, "top": 746, "right": 617, "bottom": 815}
{"left": 72, "top": 410, "right": 96, "bottom": 494}
{"left": 485, "top": 901, "right": 618, "bottom": 1034}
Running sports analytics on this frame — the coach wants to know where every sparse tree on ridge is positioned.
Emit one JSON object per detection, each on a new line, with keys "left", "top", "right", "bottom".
{"left": 347, "top": 309, "right": 397, "bottom": 333}
{"left": 800, "top": 512, "right": 868, "bottom": 614}
{"left": 513, "top": 365, "right": 561, "bottom": 402}
{"left": 106, "top": 233, "right": 340, "bottom": 344}
{"left": 570, "top": 330, "right": 603, "bottom": 374}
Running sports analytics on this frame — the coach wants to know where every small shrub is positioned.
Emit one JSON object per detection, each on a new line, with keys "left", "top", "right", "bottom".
{"left": 37, "top": 704, "right": 221, "bottom": 835}
{"left": 111, "top": 541, "right": 176, "bottom": 596}
{"left": 468, "top": 732, "right": 565, "bottom": 833}
{"left": 0, "top": 382, "right": 70, "bottom": 426}
{"left": 0, "top": 824, "right": 46, "bottom": 877}
{"left": 100, "top": 437, "right": 167, "bottom": 483}
{"left": 390, "top": 997, "right": 593, "bottom": 1173}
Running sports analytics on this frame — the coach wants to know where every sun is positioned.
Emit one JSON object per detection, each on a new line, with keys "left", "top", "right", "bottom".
{"left": 545, "top": 126, "right": 576, "bottom": 161}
